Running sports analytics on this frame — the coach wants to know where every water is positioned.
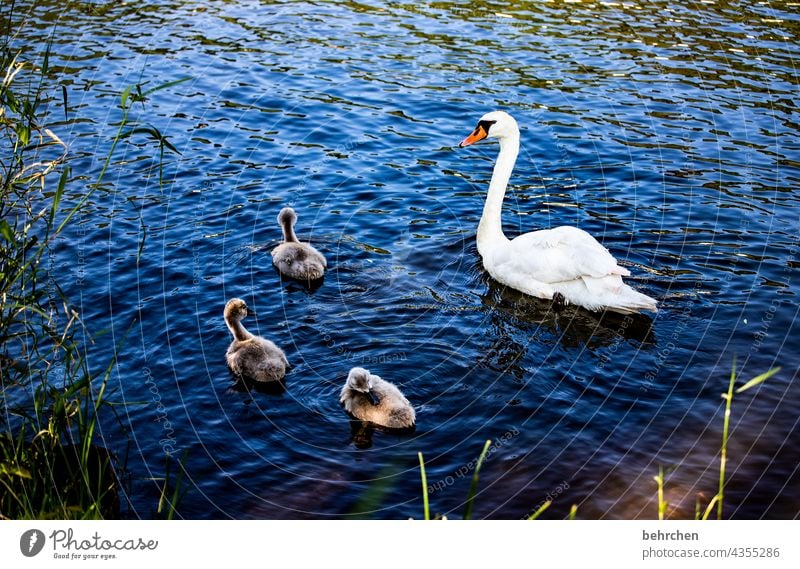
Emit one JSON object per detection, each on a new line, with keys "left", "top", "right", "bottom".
{"left": 6, "top": 0, "right": 799, "bottom": 519}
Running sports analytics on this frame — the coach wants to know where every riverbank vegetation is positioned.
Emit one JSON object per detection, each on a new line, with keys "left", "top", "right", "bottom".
{"left": 0, "top": 31, "right": 185, "bottom": 518}
{"left": 0, "top": 38, "right": 120, "bottom": 518}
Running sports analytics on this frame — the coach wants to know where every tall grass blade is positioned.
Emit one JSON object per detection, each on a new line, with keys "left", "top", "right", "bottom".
{"left": 462, "top": 439, "right": 491, "bottom": 520}
{"left": 654, "top": 465, "right": 667, "bottom": 520}
{"left": 717, "top": 360, "right": 737, "bottom": 520}
{"left": 418, "top": 452, "right": 429, "bottom": 521}
{"left": 156, "top": 450, "right": 189, "bottom": 519}
{"left": 527, "top": 500, "right": 551, "bottom": 520}
{"left": 735, "top": 367, "right": 780, "bottom": 394}
{"left": 702, "top": 495, "right": 720, "bottom": 521}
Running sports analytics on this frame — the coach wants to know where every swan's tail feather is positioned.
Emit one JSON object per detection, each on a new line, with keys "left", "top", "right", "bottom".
{"left": 252, "top": 360, "right": 287, "bottom": 383}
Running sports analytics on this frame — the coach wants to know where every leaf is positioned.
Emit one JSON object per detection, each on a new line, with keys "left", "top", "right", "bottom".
{"left": 735, "top": 367, "right": 780, "bottom": 394}
{"left": 49, "top": 166, "right": 70, "bottom": 224}
{"left": 141, "top": 76, "right": 191, "bottom": 97}
{"left": 61, "top": 84, "right": 68, "bottom": 121}
{"left": 121, "top": 125, "right": 182, "bottom": 155}
{"left": 0, "top": 219, "right": 14, "bottom": 242}
{"left": 568, "top": 504, "right": 578, "bottom": 520}
{"left": 0, "top": 463, "right": 32, "bottom": 479}
{"left": 42, "top": 39, "right": 51, "bottom": 75}
{"left": 159, "top": 134, "right": 181, "bottom": 155}
{"left": 120, "top": 85, "right": 135, "bottom": 109}
{"left": 463, "top": 439, "right": 492, "bottom": 520}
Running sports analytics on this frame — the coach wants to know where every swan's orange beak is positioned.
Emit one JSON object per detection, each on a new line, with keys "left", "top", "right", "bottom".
{"left": 459, "top": 124, "right": 488, "bottom": 147}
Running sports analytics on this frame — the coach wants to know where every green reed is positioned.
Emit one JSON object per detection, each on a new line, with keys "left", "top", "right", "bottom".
{"left": 0, "top": 38, "right": 117, "bottom": 518}
{"left": 716, "top": 362, "right": 780, "bottom": 519}
{"left": 1, "top": 30, "right": 186, "bottom": 518}
{"left": 653, "top": 465, "right": 666, "bottom": 521}
{"left": 417, "top": 439, "right": 494, "bottom": 520}
{"left": 656, "top": 361, "right": 780, "bottom": 520}
{"left": 463, "top": 439, "right": 492, "bottom": 520}
{"left": 418, "top": 452, "right": 430, "bottom": 520}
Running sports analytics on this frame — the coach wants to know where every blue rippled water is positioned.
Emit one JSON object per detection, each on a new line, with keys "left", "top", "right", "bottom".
{"left": 6, "top": 0, "right": 799, "bottom": 518}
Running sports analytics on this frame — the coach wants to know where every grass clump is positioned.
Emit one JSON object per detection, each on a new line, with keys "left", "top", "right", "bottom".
{"left": 0, "top": 36, "right": 191, "bottom": 517}
{"left": 417, "top": 439, "right": 494, "bottom": 520}
{"left": 713, "top": 362, "right": 780, "bottom": 519}
{"left": 657, "top": 361, "right": 781, "bottom": 521}
{"left": 1, "top": 0, "right": 192, "bottom": 516}
{"left": 0, "top": 39, "right": 122, "bottom": 518}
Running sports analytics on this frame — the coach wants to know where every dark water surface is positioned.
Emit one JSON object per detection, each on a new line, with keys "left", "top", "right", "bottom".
{"left": 7, "top": 0, "right": 799, "bottom": 518}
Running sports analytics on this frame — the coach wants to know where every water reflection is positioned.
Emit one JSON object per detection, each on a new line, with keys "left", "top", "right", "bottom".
{"left": 480, "top": 280, "right": 656, "bottom": 347}
{"left": 348, "top": 419, "right": 417, "bottom": 450}
{"left": 228, "top": 376, "right": 288, "bottom": 397}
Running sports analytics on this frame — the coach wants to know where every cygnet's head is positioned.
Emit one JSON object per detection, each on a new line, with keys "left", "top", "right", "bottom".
{"left": 346, "top": 367, "right": 381, "bottom": 406}
{"left": 459, "top": 110, "right": 519, "bottom": 147}
{"left": 224, "top": 298, "right": 254, "bottom": 322}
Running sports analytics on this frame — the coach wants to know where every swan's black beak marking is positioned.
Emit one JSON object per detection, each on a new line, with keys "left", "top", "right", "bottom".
{"left": 459, "top": 119, "right": 495, "bottom": 147}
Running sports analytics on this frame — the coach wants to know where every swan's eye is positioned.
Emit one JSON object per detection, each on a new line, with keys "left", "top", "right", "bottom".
{"left": 478, "top": 119, "right": 497, "bottom": 132}
{"left": 284, "top": 259, "right": 292, "bottom": 266}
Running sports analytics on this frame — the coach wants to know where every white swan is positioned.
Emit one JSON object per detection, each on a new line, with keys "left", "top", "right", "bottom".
{"left": 224, "top": 298, "right": 289, "bottom": 382}
{"left": 459, "top": 110, "right": 657, "bottom": 314}
{"left": 271, "top": 207, "right": 327, "bottom": 281}
{"left": 340, "top": 367, "right": 416, "bottom": 429}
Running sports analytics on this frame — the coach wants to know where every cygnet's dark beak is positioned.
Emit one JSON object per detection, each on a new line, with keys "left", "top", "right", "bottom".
{"left": 366, "top": 389, "right": 380, "bottom": 406}
{"left": 247, "top": 308, "right": 257, "bottom": 317}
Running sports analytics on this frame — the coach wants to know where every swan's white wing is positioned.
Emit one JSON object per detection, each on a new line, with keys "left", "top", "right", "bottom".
{"left": 508, "top": 226, "right": 629, "bottom": 283}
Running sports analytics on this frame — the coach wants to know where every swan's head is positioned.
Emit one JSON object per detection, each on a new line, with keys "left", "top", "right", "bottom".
{"left": 346, "top": 367, "right": 381, "bottom": 406}
{"left": 224, "top": 298, "right": 254, "bottom": 322}
{"left": 459, "top": 110, "right": 519, "bottom": 147}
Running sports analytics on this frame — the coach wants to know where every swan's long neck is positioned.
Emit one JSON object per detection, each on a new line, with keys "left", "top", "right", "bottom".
{"left": 477, "top": 133, "right": 519, "bottom": 255}
{"left": 226, "top": 317, "right": 251, "bottom": 342}
{"left": 280, "top": 216, "right": 298, "bottom": 243}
